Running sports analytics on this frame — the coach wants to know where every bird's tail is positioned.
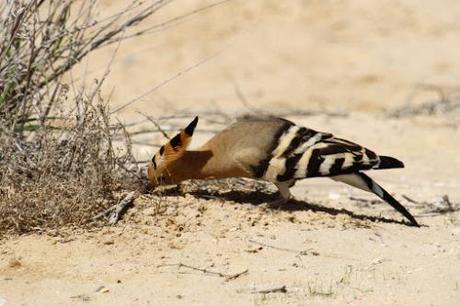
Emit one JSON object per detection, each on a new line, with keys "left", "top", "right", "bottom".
{"left": 376, "top": 156, "right": 404, "bottom": 169}
{"left": 331, "top": 172, "right": 419, "bottom": 226}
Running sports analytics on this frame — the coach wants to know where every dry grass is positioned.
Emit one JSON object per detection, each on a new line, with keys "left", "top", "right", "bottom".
{"left": 0, "top": 0, "right": 174, "bottom": 235}
{"left": 0, "top": 93, "right": 139, "bottom": 233}
{"left": 388, "top": 84, "right": 460, "bottom": 122}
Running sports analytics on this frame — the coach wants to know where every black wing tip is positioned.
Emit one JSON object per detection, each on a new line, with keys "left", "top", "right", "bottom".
{"left": 378, "top": 156, "right": 405, "bottom": 169}
{"left": 184, "top": 116, "right": 199, "bottom": 136}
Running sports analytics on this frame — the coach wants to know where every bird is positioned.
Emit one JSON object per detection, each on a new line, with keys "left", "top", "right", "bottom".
{"left": 147, "top": 116, "right": 419, "bottom": 227}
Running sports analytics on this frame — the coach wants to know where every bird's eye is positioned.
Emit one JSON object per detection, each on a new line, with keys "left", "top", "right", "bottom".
{"left": 151, "top": 156, "right": 157, "bottom": 169}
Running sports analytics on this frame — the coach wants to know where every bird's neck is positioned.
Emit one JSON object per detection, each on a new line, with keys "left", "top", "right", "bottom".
{"left": 164, "top": 149, "right": 248, "bottom": 184}
{"left": 164, "top": 150, "right": 214, "bottom": 183}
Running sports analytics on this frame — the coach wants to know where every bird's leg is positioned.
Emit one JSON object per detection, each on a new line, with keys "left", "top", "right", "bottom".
{"left": 267, "top": 181, "right": 292, "bottom": 208}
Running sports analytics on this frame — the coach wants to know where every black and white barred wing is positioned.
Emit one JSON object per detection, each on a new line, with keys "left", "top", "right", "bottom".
{"left": 264, "top": 124, "right": 404, "bottom": 183}
{"left": 256, "top": 120, "right": 418, "bottom": 226}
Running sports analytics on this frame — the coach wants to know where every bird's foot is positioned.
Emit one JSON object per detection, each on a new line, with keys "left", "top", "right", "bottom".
{"left": 266, "top": 196, "right": 290, "bottom": 209}
{"left": 264, "top": 181, "right": 292, "bottom": 209}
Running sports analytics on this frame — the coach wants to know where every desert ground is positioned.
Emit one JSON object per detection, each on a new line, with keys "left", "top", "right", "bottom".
{"left": 1, "top": 1, "right": 460, "bottom": 305}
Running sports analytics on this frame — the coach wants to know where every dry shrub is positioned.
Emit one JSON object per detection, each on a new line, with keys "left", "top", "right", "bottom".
{"left": 0, "top": 95, "right": 139, "bottom": 233}
{"left": 0, "top": 0, "right": 172, "bottom": 234}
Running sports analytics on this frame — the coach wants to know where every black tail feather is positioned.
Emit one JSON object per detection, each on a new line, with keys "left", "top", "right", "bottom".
{"left": 377, "top": 156, "right": 404, "bottom": 169}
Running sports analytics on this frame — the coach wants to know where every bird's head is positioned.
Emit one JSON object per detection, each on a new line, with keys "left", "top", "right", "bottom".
{"left": 147, "top": 116, "right": 199, "bottom": 186}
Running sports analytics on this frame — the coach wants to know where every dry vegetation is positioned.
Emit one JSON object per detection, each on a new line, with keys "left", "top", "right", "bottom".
{"left": 0, "top": 0, "right": 175, "bottom": 234}
{"left": 388, "top": 83, "right": 460, "bottom": 123}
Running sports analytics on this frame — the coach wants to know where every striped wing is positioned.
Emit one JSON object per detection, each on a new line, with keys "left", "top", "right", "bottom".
{"left": 292, "top": 136, "right": 380, "bottom": 179}
{"left": 263, "top": 123, "right": 399, "bottom": 183}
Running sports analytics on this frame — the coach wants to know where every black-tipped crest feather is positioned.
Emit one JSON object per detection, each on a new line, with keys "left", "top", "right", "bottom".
{"left": 185, "top": 116, "right": 199, "bottom": 136}
{"left": 170, "top": 133, "right": 182, "bottom": 149}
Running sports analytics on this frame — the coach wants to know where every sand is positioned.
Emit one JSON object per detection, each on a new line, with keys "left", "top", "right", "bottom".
{"left": 1, "top": 1, "right": 460, "bottom": 305}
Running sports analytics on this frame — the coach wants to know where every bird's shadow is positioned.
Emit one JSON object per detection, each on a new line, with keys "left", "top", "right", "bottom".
{"left": 155, "top": 184, "right": 416, "bottom": 227}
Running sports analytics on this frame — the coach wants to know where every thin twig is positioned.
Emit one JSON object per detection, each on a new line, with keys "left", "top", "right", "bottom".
{"left": 125, "top": 128, "right": 219, "bottom": 137}
{"left": 253, "top": 285, "right": 287, "bottom": 294}
{"left": 229, "top": 78, "right": 265, "bottom": 115}
{"left": 136, "top": 111, "right": 170, "bottom": 139}
{"left": 403, "top": 194, "right": 458, "bottom": 214}
{"left": 110, "top": 49, "right": 225, "bottom": 114}
{"left": 349, "top": 196, "right": 382, "bottom": 205}
{"left": 248, "top": 239, "right": 319, "bottom": 256}
{"left": 402, "top": 194, "right": 423, "bottom": 205}
{"left": 158, "top": 262, "right": 248, "bottom": 281}
{"left": 132, "top": 159, "right": 152, "bottom": 164}
{"left": 92, "top": 205, "right": 117, "bottom": 221}
{"left": 107, "top": 0, "right": 232, "bottom": 42}
{"left": 108, "top": 191, "right": 138, "bottom": 225}
{"left": 225, "top": 269, "right": 249, "bottom": 281}
{"left": 128, "top": 141, "right": 162, "bottom": 147}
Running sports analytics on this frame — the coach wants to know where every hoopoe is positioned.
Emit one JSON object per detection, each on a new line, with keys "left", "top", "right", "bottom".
{"left": 148, "top": 116, "right": 419, "bottom": 226}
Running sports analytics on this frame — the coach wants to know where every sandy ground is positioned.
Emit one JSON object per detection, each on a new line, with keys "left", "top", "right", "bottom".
{"left": 2, "top": 1, "right": 460, "bottom": 305}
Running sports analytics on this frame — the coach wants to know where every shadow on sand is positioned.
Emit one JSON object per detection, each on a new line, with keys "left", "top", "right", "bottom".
{"left": 155, "top": 185, "right": 413, "bottom": 227}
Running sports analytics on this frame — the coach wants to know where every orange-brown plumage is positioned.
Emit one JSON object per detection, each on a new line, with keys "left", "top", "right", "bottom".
{"left": 148, "top": 116, "right": 278, "bottom": 185}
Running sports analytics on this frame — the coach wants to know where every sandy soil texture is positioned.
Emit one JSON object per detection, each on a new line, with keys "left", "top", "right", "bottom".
{"left": 1, "top": 1, "right": 460, "bottom": 305}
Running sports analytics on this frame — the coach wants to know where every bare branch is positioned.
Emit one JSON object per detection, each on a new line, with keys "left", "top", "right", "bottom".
{"left": 158, "top": 262, "right": 248, "bottom": 281}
